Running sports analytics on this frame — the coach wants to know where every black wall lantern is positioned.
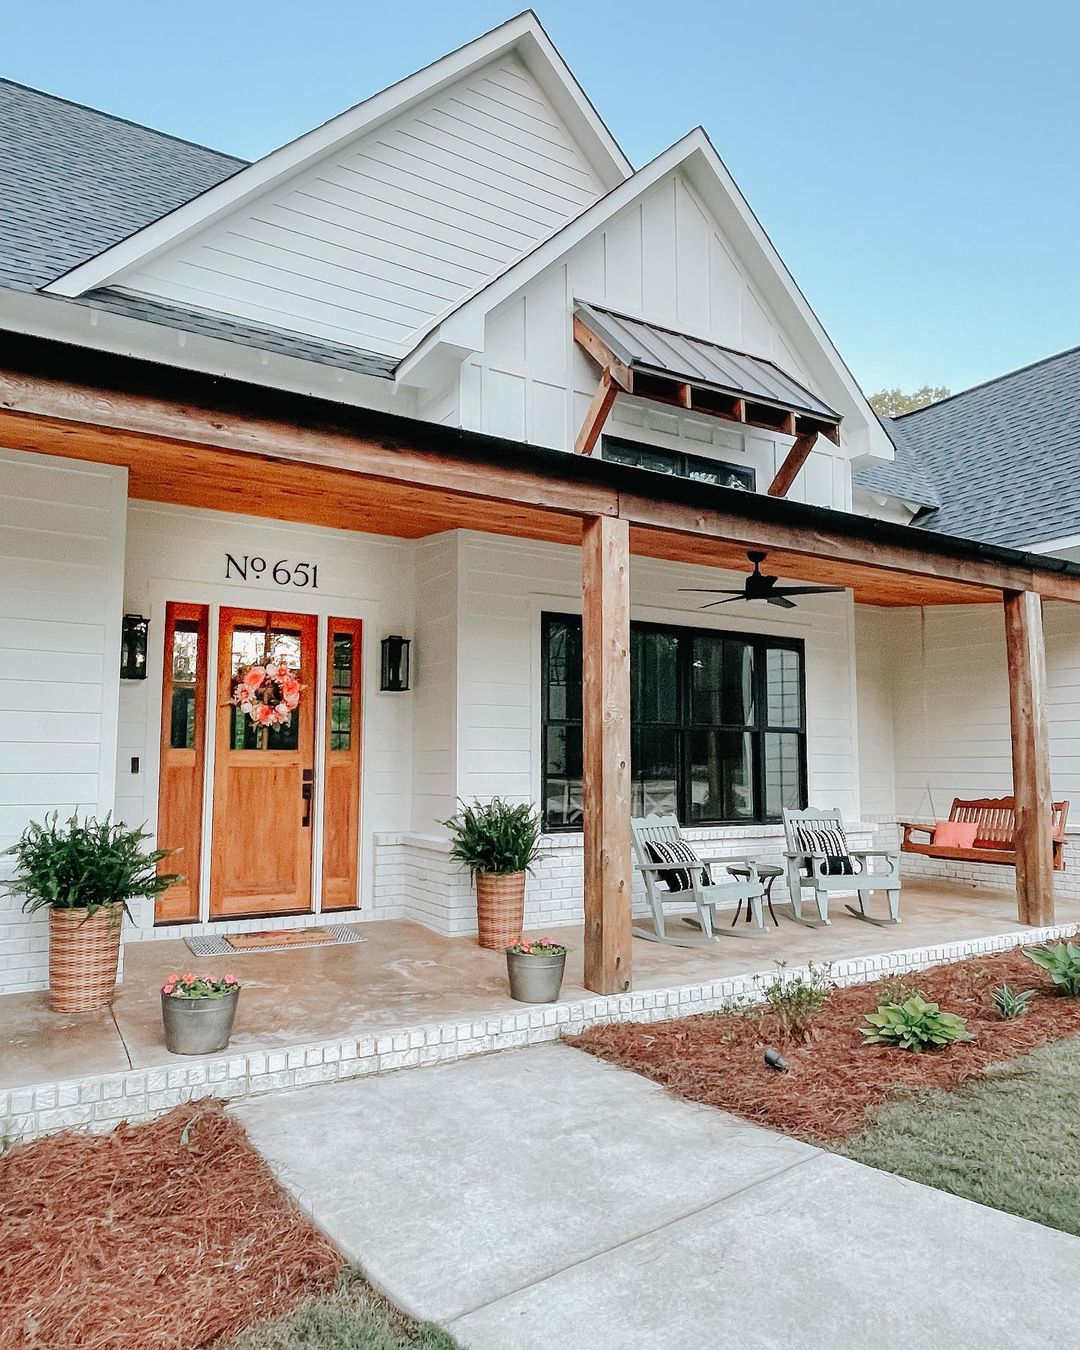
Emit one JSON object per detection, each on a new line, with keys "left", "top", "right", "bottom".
{"left": 120, "top": 613, "right": 150, "bottom": 680}
{"left": 380, "top": 634, "right": 411, "bottom": 692}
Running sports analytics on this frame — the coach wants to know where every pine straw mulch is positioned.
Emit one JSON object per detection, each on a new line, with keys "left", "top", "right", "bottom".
{"left": 0, "top": 1098, "right": 344, "bottom": 1350}
{"left": 569, "top": 946, "right": 1080, "bottom": 1142}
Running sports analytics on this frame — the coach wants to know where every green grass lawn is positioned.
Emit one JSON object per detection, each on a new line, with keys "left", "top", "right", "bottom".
{"left": 214, "top": 1269, "right": 460, "bottom": 1350}
{"left": 838, "top": 1031, "right": 1080, "bottom": 1236}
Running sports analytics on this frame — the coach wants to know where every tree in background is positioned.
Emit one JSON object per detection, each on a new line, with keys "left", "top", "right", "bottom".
{"left": 869, "top": 386, "right": 950, "bottom": 418}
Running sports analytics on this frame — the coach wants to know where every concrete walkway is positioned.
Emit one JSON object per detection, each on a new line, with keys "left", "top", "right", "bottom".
{"left": 235, "top": 1044, "right": 1080, "bottom": 1349}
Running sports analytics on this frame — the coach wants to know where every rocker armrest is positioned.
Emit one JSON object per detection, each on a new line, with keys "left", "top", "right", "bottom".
{"left": 697, "top": 852, "right": 757, "bottom": 868}
{"left": 784, "top": 848, "right": 827, "bottom": 860}
{"left": 633, "top": 859, "right": 716, "bottom": 874}
{"left": 848, "top": 848, "right": 899, "bottom": 859}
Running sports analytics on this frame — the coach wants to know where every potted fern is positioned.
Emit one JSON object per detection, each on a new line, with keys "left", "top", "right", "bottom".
{"left": 2, "top": 813, "right": 180, "bottom": 1013}
{"left": 442, "top": 798, "right": 542, "bottom": 950}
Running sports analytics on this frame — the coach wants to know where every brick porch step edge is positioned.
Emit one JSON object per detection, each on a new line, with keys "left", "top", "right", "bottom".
{"left": 4, "top": 920, "right": 1078, "bottom": 1142}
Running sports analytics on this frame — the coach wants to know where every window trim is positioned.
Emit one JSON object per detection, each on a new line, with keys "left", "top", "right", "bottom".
{"left": 540, "top": 612, "right": 807, "bottom": 833}
{"left": 601, "top": 435, "right": 755, "bottom": 491}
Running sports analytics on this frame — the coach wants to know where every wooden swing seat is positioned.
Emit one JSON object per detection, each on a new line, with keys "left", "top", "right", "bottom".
{"left": 900, "top": 796, "right": 1069, "bottom": 871}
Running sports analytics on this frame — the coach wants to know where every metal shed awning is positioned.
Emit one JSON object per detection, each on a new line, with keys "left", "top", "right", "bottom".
{"left": 573, "top": 301, "right": 842, "bottom": 454}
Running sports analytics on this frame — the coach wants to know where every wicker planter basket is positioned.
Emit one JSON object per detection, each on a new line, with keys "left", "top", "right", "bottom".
{"left": 475, "top": 870, "right": 526, "bottom": 951}
{"left": 48, "top": 907, "right": 123, "bottom": 1013}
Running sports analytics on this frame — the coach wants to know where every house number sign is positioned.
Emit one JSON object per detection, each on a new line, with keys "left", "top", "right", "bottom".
{"left": 225, "top": 553, "right": 319, "bottom": 589}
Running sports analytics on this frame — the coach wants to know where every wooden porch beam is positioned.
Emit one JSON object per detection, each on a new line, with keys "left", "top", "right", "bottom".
{"left": 1004, "top": 590, "right": 1055, "bottom": 925}
{"left": 767, "top": 432, "right": 818, "bottom": 498}
{"left": 0, "top": 383, "right": 618, "bottom": 521}
{"left": 582, "top": 514, "right": 632, "bottom": 994}
{"left": 574, "top": 367, "right": 620, "bottom": 456}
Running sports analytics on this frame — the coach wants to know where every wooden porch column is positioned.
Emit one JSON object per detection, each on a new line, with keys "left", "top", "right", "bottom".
{"left": 1003, "top": 590, "right": 1055, "bottom": 925}
{"left": 582, "top": 514, "right": 633, "bottom": 993}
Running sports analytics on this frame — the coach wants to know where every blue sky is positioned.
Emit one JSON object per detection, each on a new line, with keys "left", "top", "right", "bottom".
{"left": 5, "top": 1, "right": 1076, "bottom": 394}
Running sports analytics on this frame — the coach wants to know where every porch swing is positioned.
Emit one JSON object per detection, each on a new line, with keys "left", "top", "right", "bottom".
{"left": 897, "top": 612, "right": 1070, "bottom": 871}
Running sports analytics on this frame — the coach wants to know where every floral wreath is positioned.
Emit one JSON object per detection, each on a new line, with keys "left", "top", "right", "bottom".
{"left": 231, "top": 653, "right": 304, "bottom": 729}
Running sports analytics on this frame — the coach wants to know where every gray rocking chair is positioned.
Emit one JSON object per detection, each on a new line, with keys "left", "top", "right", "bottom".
{"left": 631, "top": 814, "right": 768, "bottom": 946}
{"left": 782, "top": 806, "right": 901, "bottom": 927}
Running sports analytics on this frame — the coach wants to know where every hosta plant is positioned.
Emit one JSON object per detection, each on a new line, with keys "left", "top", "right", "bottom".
{"left": 441, "top": 798, "right": 542, "bottom": 875}
{"left": 861, "top": 996, "right": 973, "bottom": 1053}
{"left": 991, "top": 984, "right": 1035, "bottom": 1019}
{"left": 3, "top": 812, "right": 180, "bottom": 918}
{"left": 1025, "top": 942, "right": 1080, "bottom": 996}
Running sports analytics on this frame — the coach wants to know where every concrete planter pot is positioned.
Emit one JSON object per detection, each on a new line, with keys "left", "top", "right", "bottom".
{"left": 475, "top": 871, "right": 526, "bottom": 951}
{"left": 48, "top": 907, "right": 123, "bottom": 1013}
{"left": 162, "top": 990, "right": 239, "bottom": 1055}
{"left": 506, "top": 950, "right": 566, "bottom": 1003}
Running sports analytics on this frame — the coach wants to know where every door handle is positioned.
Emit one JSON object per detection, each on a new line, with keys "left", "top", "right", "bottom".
{"left": 301, "top": 769, "right": 314, "bottom": 827}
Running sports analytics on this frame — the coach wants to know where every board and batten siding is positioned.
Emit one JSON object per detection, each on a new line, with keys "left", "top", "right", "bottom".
{"left": 462, "top": 170, "right": 852, "bottom": 511}
{"left": 0, "top": 448, "right": 127, "bottom": 994}
{"left": 114, "top": 55, "right": 604, "bottom": 358}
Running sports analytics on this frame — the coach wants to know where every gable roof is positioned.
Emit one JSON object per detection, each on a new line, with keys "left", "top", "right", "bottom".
{"left": 42, "top": 12, "right": 630, "bottom": 302}
{"left": 402, "top": 127, "right": 892, "bottom": 458}
{"left": 0, "top": 77, "right": 243, "bottom": 293}
{"left": 854, "top": 345, "right": 1080, "bottom": 547}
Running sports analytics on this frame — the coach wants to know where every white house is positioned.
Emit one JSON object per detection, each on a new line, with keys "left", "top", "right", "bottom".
{"left": 1, "top": 11, "right": 1078, "bottom": 998}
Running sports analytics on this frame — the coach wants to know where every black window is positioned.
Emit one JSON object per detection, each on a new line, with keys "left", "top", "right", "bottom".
{"left": 602, "top": 436, "right": 755, "bottom": 491}
{"left": 541, "top": 614, "right": 806, "bottom": 832}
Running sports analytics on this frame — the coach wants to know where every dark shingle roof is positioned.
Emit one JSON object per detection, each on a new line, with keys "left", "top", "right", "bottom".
{"left": 0, "top": 79, "right": 397, "bottom": 378}
{"left": 855, "top": 415, "right": 942, "bottom": 510}
{"left": 854, "top": 346, "right": 1080, "bottom": 547}
{"left": 80, "top": 289, "right": 398, "bottom": 378}
{"left": 0, "top": 78, "right": 244, "bottom": 291}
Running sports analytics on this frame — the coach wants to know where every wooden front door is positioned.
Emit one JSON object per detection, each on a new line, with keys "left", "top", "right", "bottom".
{"left": 210, "top": 608, "right": 317, "bottom": 917}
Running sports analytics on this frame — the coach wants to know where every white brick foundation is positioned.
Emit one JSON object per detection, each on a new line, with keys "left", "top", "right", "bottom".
{"left": 5, "top": 916, "right": 1076, "bottom": 1144}
{"left": 373, "top": 823, "right": 878, "bottom": 937}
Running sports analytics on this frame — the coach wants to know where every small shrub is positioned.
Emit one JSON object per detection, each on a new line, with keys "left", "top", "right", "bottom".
{"left": 2, "top": 812, "right": 180, "bottom": 917}
{"left": 871, "top": 975, "right": 928, "bottom": 1007}
{"left": 1025, "top": 942, "right": 1080, "bottom": 996}
{"left": 991, "top": 984, "right": 1035, "bottom": 1019}
{"left": 441, "top": 798, "right": 542, "bottom": 876}
{"left": 753, "top": 960, "right": 833, "bottom": 1043}
{"left": 861, "top": 996, "right": 973, "bottom": 1053}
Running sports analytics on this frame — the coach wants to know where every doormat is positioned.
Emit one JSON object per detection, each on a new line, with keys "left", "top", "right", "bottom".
{"left": 184, "top": 925, "right": 367, "bottom": 957}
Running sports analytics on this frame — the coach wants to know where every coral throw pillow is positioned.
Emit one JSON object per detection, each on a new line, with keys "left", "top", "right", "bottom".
{"left": 932, "top": 820, "right": 979, "bottom": 848}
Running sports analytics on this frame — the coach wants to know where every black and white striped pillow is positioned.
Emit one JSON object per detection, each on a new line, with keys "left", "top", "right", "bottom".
{"left": 794, "top": 823, "right": 854, "bottom": 876}
{"left": 645, "top": 839, "right": 713, "bottom": 892}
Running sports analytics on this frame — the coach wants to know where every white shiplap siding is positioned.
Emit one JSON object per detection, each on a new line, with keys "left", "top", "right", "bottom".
{"left": 115, "top": 56, "right": 604, "bottom": 357}
{"left": 0, "top": 449, "right": 127, "bottom": 993}
{"left": 452, "top": 533, "right": 860, "bottom": 816}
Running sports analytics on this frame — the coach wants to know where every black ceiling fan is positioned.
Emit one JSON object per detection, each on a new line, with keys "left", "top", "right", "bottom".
{"left": 680, "top": 551, "right": 846, "bottom": 610}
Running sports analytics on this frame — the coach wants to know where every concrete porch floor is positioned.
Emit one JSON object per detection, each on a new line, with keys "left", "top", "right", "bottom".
{"left": 4, "top": 877, "right": 1078, "bottom": 1094}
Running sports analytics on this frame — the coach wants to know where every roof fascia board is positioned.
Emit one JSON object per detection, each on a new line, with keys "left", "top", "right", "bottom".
{"left": 1029, "top": 533, "right": 1080, "bottom": 555}
{"left": 44, "top": 12, "right": 630, "bottom": 299}
{"left": 0, "top": 288, "right": 411, "bottom": 415}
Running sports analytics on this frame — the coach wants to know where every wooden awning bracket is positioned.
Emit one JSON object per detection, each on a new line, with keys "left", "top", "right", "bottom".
{"left": 574, "top": 366, "right": 622, "bottom": 456}
{"left": 768, "top": 431, "right": 818, "bottom": 497}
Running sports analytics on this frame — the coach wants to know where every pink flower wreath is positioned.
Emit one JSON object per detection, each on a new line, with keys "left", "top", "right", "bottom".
{"left": 231, "top": 655, "right": 304, "bottom": 729}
